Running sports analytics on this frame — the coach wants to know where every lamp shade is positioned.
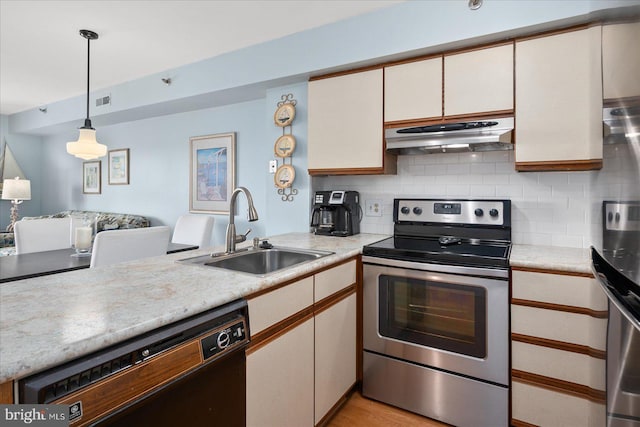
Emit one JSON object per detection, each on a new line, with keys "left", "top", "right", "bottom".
{"left": 2, "top": 177, "right": 31, "bottom": 200}
{"left": 66, "top": 128, "right": 107, "bottom": 160}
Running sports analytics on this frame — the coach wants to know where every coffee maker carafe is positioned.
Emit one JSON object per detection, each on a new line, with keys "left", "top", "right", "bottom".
{"left": 310, "top": 191, "right": 360, "bottom": 236}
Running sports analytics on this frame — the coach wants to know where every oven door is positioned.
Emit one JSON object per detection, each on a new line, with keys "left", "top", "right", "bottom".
{"left": 363, "top": 256, "right": 509, "bottom": 385}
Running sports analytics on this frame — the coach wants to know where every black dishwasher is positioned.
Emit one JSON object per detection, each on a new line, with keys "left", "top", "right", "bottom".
{"left": 19, "top": 299, "right": 249, "bottom": 427}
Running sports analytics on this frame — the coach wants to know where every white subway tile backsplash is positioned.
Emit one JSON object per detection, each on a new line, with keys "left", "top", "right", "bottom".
{"left": 315, "top": 153, "right": 600, "bottom": 249}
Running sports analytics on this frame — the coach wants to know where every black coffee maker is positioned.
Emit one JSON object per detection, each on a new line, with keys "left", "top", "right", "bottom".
{"left": 310, "top": 191, "right": 360, "bottom": 236}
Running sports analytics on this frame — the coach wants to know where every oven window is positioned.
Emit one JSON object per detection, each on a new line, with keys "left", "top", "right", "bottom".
{"left": 379, "top": 275, "right": 487, "bottom": 358}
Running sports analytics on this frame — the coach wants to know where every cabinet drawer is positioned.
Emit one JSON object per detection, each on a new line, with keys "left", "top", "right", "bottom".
{"left": 512, "top": 341, "right": 604, "bottom": 390}
{"left": 512, "top": 270, "right": 607, "bottom": 311}
{"left": 511, "top": 305, "right": 607, "bottom": 351}
{"left": 512, "top": 381, "right": 605, "bottom": 427}
{"left": 314, "top": 260, "right": 356, "bottom": 302}
{"left": 248, "top": 276, "right": 313, "bottom": 335}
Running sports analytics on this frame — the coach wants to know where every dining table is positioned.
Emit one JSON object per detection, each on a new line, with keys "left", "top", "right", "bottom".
{"left": 0, "top": 242, "right": 198, "bottom": 283}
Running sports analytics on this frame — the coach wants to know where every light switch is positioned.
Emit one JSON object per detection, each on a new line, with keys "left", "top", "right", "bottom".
{"left": 269, "top": 160, "right": 277, "bottom": 174}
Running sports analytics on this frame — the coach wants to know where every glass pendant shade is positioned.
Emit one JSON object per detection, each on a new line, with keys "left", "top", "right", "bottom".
{"left": 66, "top": 128, "right": 107, "bottom": 160}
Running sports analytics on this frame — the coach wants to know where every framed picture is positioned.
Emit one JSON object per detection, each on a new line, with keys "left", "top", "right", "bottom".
{"left": 108, "top": 148, "right": 130, "bottom": 185}
{"left": 83, "top": 161, "right": 101, "bottom": 194}
{"left": 189, "top": 132, "right": 236, "bottom": 214}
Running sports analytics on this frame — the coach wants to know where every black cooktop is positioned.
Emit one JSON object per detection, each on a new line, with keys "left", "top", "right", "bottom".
{"left": 363, "top": 199, "right": 513, "bottom": 269}
{"left": 363, "top": 236, "right": 512, "bottom": 269}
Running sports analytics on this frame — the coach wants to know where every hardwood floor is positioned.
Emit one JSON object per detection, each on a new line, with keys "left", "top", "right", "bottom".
{"left": 327, "top": 391, "right": 449, "bottom": 427}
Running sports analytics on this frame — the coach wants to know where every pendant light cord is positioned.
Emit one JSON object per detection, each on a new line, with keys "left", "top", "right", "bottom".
{"left": 85, "top": 34, "right": 90, "bottom": 126}
{"left": 79, "top": 29, "right": 98, "bottom": 129}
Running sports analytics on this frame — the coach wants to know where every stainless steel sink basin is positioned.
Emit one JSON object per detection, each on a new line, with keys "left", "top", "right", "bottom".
{"left": 177, "top": 246, "right": 334, "bottom": 276}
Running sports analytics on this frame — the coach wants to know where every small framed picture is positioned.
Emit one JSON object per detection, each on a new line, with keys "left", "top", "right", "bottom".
{"left": 83, "top": 161, "right": 101, "bottom": 194}
{"left": 108, "top": 148, "right": 130, "bottom": 185}
{"left": 189, "top": 132, "right": 236, "bottom": 214}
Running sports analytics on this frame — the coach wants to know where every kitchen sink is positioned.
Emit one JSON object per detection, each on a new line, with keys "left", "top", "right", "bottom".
{"left": 177, "top": 246, "right": 334, "bottom": 276}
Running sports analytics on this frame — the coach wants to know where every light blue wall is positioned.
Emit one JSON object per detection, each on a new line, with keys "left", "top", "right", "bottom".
{"left": 0, "top": 115, "right": 43, "bottom": 229}
{"left": 38, "top": 83, "right": 310, "bottom": 246}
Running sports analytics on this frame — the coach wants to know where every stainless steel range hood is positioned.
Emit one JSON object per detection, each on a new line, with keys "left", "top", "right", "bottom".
{"left": 386, "top": 117, "right": 514, "bottom": 154}
{"left": 604, "top": 105, "right": 640, "bottom": 144}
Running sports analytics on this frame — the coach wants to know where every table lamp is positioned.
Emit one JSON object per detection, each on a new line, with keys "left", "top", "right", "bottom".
{"left": 2, "top": 177, "right": 31, "bottom": 232}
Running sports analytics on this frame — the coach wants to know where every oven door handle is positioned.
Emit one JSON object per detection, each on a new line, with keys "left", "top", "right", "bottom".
{"left": 362, "top": 255, "right": 509, "bottom": 279}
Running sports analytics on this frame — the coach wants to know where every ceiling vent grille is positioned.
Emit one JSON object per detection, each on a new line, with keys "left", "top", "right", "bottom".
{"left": 95, "top": 95, "right": 111, "bottom": 107}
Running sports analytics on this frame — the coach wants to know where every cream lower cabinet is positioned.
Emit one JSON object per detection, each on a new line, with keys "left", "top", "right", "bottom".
{"left": 247, "top": 318, "right": 315, "bottom": 427}
{"left": 511, "top": 268, "right": 607, "bottom": 427}
{"left": 515, "top": 26, "right": 603, "bottom": 171}
{"left": 246, "top": 259, "right": 357, "bottom": 427}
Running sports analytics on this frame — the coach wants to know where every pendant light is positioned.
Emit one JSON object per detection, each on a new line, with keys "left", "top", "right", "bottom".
{"left": 66, "top": 29, "right": 107, "bottom": 160}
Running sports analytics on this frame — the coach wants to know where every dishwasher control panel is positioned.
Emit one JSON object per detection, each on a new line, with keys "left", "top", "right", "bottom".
{"left": 200, "top": 318, "right": 248, "bottom": 360}
{"left": 19, "top": 299, "right": 250, "bottom": 406}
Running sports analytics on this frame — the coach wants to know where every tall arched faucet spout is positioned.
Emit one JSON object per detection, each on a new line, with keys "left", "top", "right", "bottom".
{"left": 225, "top": 187, "right": 259, "bottom": 253}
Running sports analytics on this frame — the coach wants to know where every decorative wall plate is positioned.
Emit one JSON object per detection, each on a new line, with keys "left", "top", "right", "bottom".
{"left": 274, "top": 103, "right": 296, "bottom": 127}
{"left": 274, "top": 134, "right": 296, "bottom": 158}
{"left": 274, "top": 164, "right": 295, "bottom": 188}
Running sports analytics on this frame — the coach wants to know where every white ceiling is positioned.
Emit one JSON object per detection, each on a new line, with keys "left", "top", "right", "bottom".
{"left": 0, "top": 0, "right": 403, "bottom": 116}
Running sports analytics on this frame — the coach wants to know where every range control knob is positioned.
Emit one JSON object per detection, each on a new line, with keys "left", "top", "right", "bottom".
{"left": 400, "top": 206, "right": 410, "bottom": 215}
{"left": 608, "top": 212, "right": 613, "bottom": 222}
{"left": 413, "top": 207, "right": 423, "bottom": 215}
{"left": 615, "top": 212, "right": 621, "bottom": 222}
{"left": 217, "top": 331, "right": 231, "bottom": 349}
{"left": 474, "top": 208, "right": 484, "bottom": 217}
{"left": 489, "top": 209, "right": 499, "bottom": 217}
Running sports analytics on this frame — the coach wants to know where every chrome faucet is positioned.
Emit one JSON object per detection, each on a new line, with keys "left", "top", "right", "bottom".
{"left": 225, "top": 187, "right": 259, "bottom": 253}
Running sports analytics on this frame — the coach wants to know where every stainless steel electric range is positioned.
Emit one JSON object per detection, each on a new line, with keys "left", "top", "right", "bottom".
{"left": 362, "top": 198, "right": 511, "bottom": 427}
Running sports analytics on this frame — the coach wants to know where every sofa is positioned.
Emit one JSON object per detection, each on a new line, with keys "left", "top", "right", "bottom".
{"left": 0, "top": 210, "right": 150, "bottom": 251}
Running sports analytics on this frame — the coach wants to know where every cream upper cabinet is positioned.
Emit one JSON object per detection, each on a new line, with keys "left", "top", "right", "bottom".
{"left": 308, "top": 69, "right": 391, "bottom": 175}
{"left": 602, "top": 21, "right": 640, "bottom": 100}
{"left": 515, "top": 26, "right": 603, "bottom": 170}
{"left": 384, "top": 57, "right": 442, "bottom": 123}
{"left": 444, "top": 43, "right": 514, "bottom": 116}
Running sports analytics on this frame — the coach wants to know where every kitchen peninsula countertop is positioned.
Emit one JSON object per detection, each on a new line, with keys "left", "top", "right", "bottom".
{"left": 1, "top": 235, "right": 594, "bottom": 384}
{"left": 0, "top": 232, "right": 388, "bottom": 383}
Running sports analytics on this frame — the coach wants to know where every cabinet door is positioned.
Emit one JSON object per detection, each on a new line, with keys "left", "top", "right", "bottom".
{"left": 515, "top": 27, "right": 602, "bottom": 170}
{"left": 444, "top": 43, "right": 514, "bottom": 116}
{"left": 602, "top": 21, "right": 640, "bottom": 100}
{"left": 246, "top": 318, "right": 314, "bottom": 427}
{"left": 314, "top": 293, "right": 357, "bottom": 424}
{"left": 308, "top": 69, "right": 385, "bottom": 174}
{"left": 384, "top": 57, "right": 442, "bottom": 123}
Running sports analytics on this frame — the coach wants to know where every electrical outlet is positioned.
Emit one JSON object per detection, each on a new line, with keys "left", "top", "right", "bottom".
{"left": 269, "top": 160, "right": 277, "bottom": 174}
{"left": 365, "top": 199, "right": 383, "bottom": 217}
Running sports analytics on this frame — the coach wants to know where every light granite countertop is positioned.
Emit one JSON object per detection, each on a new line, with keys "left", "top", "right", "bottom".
{"left": 510, "top": 244, "right": 592, "bottom": 275}
{"left": 0, "top": 232, "right": 388, "bottom": 383}
{"left": 0, "top": 234, "right": 592, "bottom": 384}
